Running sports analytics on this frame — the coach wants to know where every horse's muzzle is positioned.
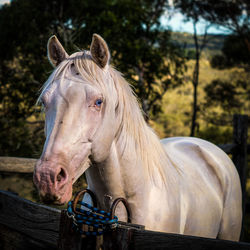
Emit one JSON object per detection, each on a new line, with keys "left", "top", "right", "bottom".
{"left": 33, "top": 159, "right": 73, "bottom": 205}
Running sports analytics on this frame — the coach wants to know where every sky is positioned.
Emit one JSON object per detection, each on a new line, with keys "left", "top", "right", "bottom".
{"left": 161, "top": 12, "right": 230, "bottom": 35}
{"left": 0, "top": 0, "right": 229, "bottom": 35}
{"left": 0, "top": 0, "right": 9, "bottom": 5}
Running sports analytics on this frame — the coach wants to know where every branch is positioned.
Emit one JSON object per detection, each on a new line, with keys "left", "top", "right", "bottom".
{"left": 200, "top": 24, "right": 211, "bottom": 52}
{"left": 193, "top": 20, "right": 200, "bottom": 54}
{"left": 148, "top": 84, "right": 168, "bottom": 110}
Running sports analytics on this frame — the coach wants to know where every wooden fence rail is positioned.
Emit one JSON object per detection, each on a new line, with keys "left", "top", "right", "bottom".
{"left": 0, "top": 190, "right": 60, "bottom": 250}
{"left": 0, "top": 157, "right": 36, "bottom": 173}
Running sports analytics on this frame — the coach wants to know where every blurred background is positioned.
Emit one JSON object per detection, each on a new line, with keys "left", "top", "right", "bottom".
{"left": 0, "top": 0, "right": 249, "bottom": 241}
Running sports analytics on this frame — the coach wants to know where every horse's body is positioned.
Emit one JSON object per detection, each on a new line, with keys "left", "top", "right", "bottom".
{"left": 33, "top": 34, "right": 242, "bottom": 241}
{"left": 85, "top": 136, "right": 241, "bottom": 240}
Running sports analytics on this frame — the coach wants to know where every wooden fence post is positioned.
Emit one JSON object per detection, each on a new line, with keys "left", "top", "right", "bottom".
{"left": 233, "top": 115, "right": 248, "bottom": 202}
{"left": 232, "top": 114, "right": 248, "bottom": 239}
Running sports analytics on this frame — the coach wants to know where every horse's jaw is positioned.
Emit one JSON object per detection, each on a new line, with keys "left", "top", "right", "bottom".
{"left": 73, "top": 157, "right": 91, "bottom": 184}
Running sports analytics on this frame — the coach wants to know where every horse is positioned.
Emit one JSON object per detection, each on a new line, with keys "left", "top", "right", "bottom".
{"left": 33, "top": 34, "right": 242, "bottom": 241}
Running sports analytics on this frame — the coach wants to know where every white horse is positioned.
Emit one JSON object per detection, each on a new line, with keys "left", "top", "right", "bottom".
{"left": 33, "top": 34, "right": 242, "bottom": 241}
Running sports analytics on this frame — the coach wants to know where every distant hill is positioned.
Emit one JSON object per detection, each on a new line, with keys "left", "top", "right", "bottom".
{"left": 171, "top": 32, "right": 227, "bottom": 58}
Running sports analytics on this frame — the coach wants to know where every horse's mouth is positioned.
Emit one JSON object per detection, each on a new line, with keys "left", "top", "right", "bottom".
{"left": 40, "top": 193, "right": 62, "bottom": 205}
{"left": 39, "top": 181, "right": 73, "bottom": 205}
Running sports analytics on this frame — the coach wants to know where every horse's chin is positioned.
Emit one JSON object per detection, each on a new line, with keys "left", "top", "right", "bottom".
{"left": 55, "top": 186, "right": 73, "bottom": 205}
{"left": 40, "top": 182, "right": 73, "bottom": 206}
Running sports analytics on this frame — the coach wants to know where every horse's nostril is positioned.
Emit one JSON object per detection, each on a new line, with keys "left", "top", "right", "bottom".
{"left": 57, "top": 174, "right": 61, "bottom": 182}
{"left": 57, "top": 168, "right": 67, "bottom": 183}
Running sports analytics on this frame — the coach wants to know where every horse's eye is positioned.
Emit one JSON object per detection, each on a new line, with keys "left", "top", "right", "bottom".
{"left": 41, "top": 98, "right": 46, "bottom": 108}
{"left": 95, "top": 99, "right": 103, "bottom": 107}
{"left": 71, "top": 63, "right": 79, "bottom": 75}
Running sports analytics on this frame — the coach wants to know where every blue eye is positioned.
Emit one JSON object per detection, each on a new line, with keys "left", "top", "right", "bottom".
{"left": 95, "top": 99, "right": 103, "bottom": 107}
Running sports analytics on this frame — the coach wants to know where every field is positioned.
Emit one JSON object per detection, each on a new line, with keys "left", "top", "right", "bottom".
{"left": 150, "top": 58, "right": 249, "bottom": 141}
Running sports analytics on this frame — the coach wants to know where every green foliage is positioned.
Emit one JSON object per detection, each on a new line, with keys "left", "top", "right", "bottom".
{"left": 0, "top": 53, "right": 46, "bottom": 157}
{"left": 210, "top": 54, "right": 228, "bottom": 69}
{"left": 0, "top": 0, "right": 186, "bottom": 157}
{"left": 172, "top": 33, "right": 226, "bottom": 51}
{"left": 172, "top": 32, "right": 226, "bottom": 61}
{"left": 200, "top": 69, "right": 250, "bottom": 131}
{"left": 204, "top": 79, "right": 244, "bottom": 110}
{"left": 177, "top": 0, "right": 250, "bottom": 70}
{"left": 192, "top": 0, "right": 250, "bottom": 136}
{"left": 174, "top": 0, "right": 250, "bottom": 33}
{"left": 223, "top": 34, "right": 250, "bottom": 67}
{"left": 197, "top": 125, "right": 232, "bottom": 145}
{"left": 210, "top": 33, "right": 250, "bottom": 69}
{"left": 0, "top": 119, "right": 44, "bottom": 157}
{"left": 173, "top": 0, "right": 250, "bottom": 137}
{"left": 185, "top": 49, "right": 196, "bottom": 60}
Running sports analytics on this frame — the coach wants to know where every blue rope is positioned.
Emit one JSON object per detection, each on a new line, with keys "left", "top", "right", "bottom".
{"left": 67, "top": 201, "right": 118, "bottom": 236}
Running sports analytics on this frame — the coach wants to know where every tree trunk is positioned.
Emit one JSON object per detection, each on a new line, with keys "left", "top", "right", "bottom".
{"left": 190, "top": 74, "right": 198, "bottom": 136}
{"left": 190, "top": 22, "right": 200, "bottom": 137}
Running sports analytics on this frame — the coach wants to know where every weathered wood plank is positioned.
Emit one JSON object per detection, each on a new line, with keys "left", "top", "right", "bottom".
{"left": 102, "top": 223, "right": 145, "bottom": 250}
{"left": 232, "top": 115, "right": 248, "bottom": 240}
{"left": 0, "top": 223, "right": 56, "bottom": 250}
{"left": 103, "top": 226, "right": 133, "bottom": 250}
{"left": 58, "top": 210, "right": 86, "bottom": 250}
{"left": 232, "top": 115, "right": 248, "bottom": 194}
{"left": 0, "top": 190, "right": 61, "bottom": 247}
{"left": 58, "top": 211, "right": 146, "bottom": 250}
{"left": 101, "top": 226, "right": 250, "bottom": 250}
{"left": 0, "top": 157, "right": 36, "bottom": 173}
{"left": 1, "top": 189, "right": 250, "bottom": 250}
{"left": 130, "top": 229, "right": 250, "bottom": 250}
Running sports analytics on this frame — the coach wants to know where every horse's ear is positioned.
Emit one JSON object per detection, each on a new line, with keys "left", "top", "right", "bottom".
{"left": 47, "top": 35, "right": 69, "bottom": 67}
{"left": 90, "top": 34, "right": 110, "bottom": 68}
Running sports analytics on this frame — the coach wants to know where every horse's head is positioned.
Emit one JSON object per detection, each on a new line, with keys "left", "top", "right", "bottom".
{"left": 33, "top": 34, "right": 119, "bottom": 204}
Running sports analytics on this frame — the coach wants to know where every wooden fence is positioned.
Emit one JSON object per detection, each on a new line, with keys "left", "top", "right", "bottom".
{"left": 218, "top": 115, "right": 249, "bottom": 211}
{"left": 1, "top": 190, "right": 250, "bottom": 250}
{"left": 0, "top": 114, "right": 249, "bottom": 249}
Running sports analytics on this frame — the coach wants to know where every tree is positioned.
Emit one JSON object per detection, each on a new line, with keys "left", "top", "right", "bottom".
{"left": 0, "top": 0, "right": 186, "bottom": 156}
{"left": 195, "top": 0, "right": 250, "bottom": 70}
{"left": 210, "top": 33, "right": 250, "bottom": 70}
{"left": 186, "top": 0, "right": 250, "bottom": 130}
{"left": 174, "top": 0, "right": 250, "bottom": 137}
{"left": 191, "top": 0, "right": 250, "bottom": 50}
{"left": 176, "top": 0, "right": 250, "bottom": 69}
{"left": 73, "top": 0, "right": 186, "bottom": 119}
{"left": 173, "top": 0, "right": 211, "bottom": 136}
{"left": 201, "top": 69, "right": 250, "bottom": 127}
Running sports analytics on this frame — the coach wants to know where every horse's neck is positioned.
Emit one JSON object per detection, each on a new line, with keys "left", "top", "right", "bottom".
{"left": 86, "top": 139, "right": 147, "bottom": 209}
{"left": 86, "top": 123, "right": 170, "bottom": 211}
